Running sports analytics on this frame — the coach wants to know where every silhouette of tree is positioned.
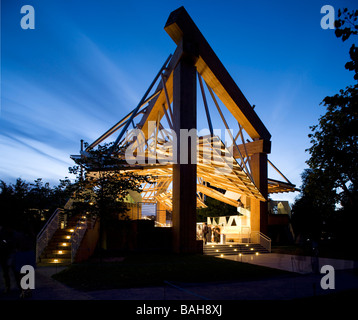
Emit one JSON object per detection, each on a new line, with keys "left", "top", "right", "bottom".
{"left": 68, "top": 142, "right": 151, "bottom": 251}
{"left": 0, "top": 177, "right": 74, "bottom": 237}
{"left": 292, "top": 8, "right": 358, "bottom": 246}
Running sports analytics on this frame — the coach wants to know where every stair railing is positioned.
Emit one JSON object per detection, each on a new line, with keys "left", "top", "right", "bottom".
{"left": 36, "top": 208, "right": 62, "bottom": 263}
{"left": 250, "top": 231, "right": 271, "bottom": 252}
{"left": 70, "top": 215, "right": 88, "bottom": 263}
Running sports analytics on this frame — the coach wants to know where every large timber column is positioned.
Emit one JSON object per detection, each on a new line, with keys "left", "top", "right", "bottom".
{"left": 172, "top": 39, "right": 199, "bottom": 253}
{"left": 250, "top": 150, "right": 268, "bottom": 235}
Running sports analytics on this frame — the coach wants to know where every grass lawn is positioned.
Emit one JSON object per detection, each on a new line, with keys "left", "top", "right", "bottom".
{"left": 52, "top": 253, "right": 291, "bottom": 291}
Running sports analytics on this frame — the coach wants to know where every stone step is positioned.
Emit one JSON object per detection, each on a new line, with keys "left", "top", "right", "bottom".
{"left": 37, "top": 257, "right": 71, "bottom": 265}
{"left": 42, "top": 248, "right": 71, "bottom": 255}
{"left": 203, "top": 243, "right": 269, "bottom": 256}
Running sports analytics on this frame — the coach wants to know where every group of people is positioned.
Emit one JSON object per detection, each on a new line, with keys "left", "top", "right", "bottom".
{"left": 198, "top": 223, "right": 221, "bottom": 244}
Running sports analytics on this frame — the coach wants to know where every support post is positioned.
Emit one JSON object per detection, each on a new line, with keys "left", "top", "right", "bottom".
{"left": 250, "top": 150, "right": 269, "bottom": 236}
{"left": 156, "top": 202, "right": 167, "bottom": 226}
{"left": 172, "top": 39, "right": 200, "bottom": 253}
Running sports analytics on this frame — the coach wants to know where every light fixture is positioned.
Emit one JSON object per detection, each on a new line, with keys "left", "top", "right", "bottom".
{"left": 58, "top": 250, "right": 63, "bottom": 254}
{"left": 53, "top": 259, "right": 59, "bottom": 263}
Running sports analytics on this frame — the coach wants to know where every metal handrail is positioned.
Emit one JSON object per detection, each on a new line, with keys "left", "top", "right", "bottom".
{"left": 70, "top": 215, "right": 88, "bottom": 263}
{"left": 36, "top": 208, "right": 60, "bottom": 240}
{"left": 36, "top": 208, "right": 62, "bottom": 262}
{"left": 250, "top": 231, "right": 271, "bottom": 252}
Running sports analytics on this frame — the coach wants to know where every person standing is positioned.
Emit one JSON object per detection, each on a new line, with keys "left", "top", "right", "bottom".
{"left": 202, "top": 223, "right": 208, "bottom": 244}
{"left": 214, "top": 226, "right": 221, "bottom": 243}
{"left": 206, "top": 225, "right": 212, "bottom": 244}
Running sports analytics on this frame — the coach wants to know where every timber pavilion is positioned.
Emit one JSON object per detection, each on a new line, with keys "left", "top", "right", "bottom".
{"left": 71, "top": 7, "right": 297, "bottom": 255}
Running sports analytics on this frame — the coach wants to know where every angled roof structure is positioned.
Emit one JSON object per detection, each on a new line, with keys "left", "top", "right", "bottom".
{"left": 72, "top": 6, "right": 297, "bottom": 214}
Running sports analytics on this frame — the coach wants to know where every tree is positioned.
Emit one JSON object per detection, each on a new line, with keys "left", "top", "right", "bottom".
{"left": 69, "top": 142, "right": 151, "bottom": 252}
{"left": 51, "top": 177, "right": 76, "bottom": 209}
{"left": 291, "top": 169, "right": 336, "bottom": 242}
{"left": 335, "top": 8, "right": 358, "bottom": 79}
{"left": 306, "top": 84, "right": 358, "bottom": 207}
{"left": 292, "top": 8, "right": 358, "bottom": 244}
{"left": 0, "top": 177, "right": 74, "bottom": 237}
{"left": 306, "top": 8, "right": 358, "bottom": 209}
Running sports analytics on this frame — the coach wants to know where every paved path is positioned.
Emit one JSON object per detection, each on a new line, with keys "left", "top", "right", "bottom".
{"left": 222, "top": 253, "right": 358, "bottom": 274}
{"left": 0, "top": 254, "right": 357, "bottom": 300}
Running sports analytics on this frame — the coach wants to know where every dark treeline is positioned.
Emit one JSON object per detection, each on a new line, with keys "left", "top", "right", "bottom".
{"left": 0, "top": 177, "right": 74, "bottom": 238}
{"left": 290, "top": 9, "right": 358, "bottom": 256}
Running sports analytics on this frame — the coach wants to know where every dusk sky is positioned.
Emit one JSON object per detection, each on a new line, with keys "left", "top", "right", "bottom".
{"left": 1, "top": 0, "right": 356, "bottom": 204}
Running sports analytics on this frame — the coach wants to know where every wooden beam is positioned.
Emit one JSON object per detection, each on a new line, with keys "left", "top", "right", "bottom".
{"left": 165, "top": 6, "right": 271, "bottom": 141}
{"left": 250, "top": 152, "right": 268, "bottom": 235}
{"left": 172, "top": 40, "right": 199, "bottom": 253}
{"left": 232, "top": 139, "right": 271, "bottom": 158}
{"left": 138, "top": 44, "right": 184, "bottom": 141}
{"left": 197, "top": 184, "right": 238, "bottom": 207}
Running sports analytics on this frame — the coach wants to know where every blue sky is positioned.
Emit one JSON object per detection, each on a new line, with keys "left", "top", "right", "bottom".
{"left": 1, "top": 0, "right": 356, "bottom": 203}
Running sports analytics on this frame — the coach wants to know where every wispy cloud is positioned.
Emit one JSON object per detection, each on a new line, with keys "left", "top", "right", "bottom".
{"left": 0, "top": 28, "right": 144, "bottom": 182}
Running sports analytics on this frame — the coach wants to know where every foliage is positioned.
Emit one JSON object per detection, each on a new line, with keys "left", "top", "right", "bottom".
{"left": 68, "top": 142, "right": 152, "bottom": 250}
{"left": 335, "top": 8, "right": 358, "bottom": 79}
{"left": 69, "top": 142, "right": 151, "bottom": 220}
{"left": 291, "top": 169, "right": 336, "bottom": 241}
{"left": 306, "top": 8, "right": 358, "bottom": 209}
{"left": 292, "top": 8, "right": 358, "bottom": 243}
{"left": 306, "top": 85, "right": 358, "bottom": 204}
{"left": 0, "top": 177, "right": 74, "bottom": 236}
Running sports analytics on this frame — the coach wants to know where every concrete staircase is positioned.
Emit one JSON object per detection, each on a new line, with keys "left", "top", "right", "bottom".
{"left": 203, "top": 243, "right": 269, "bottom": 256}
{"left": 37, "top": 216, "right": 80, "bottom": 265}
